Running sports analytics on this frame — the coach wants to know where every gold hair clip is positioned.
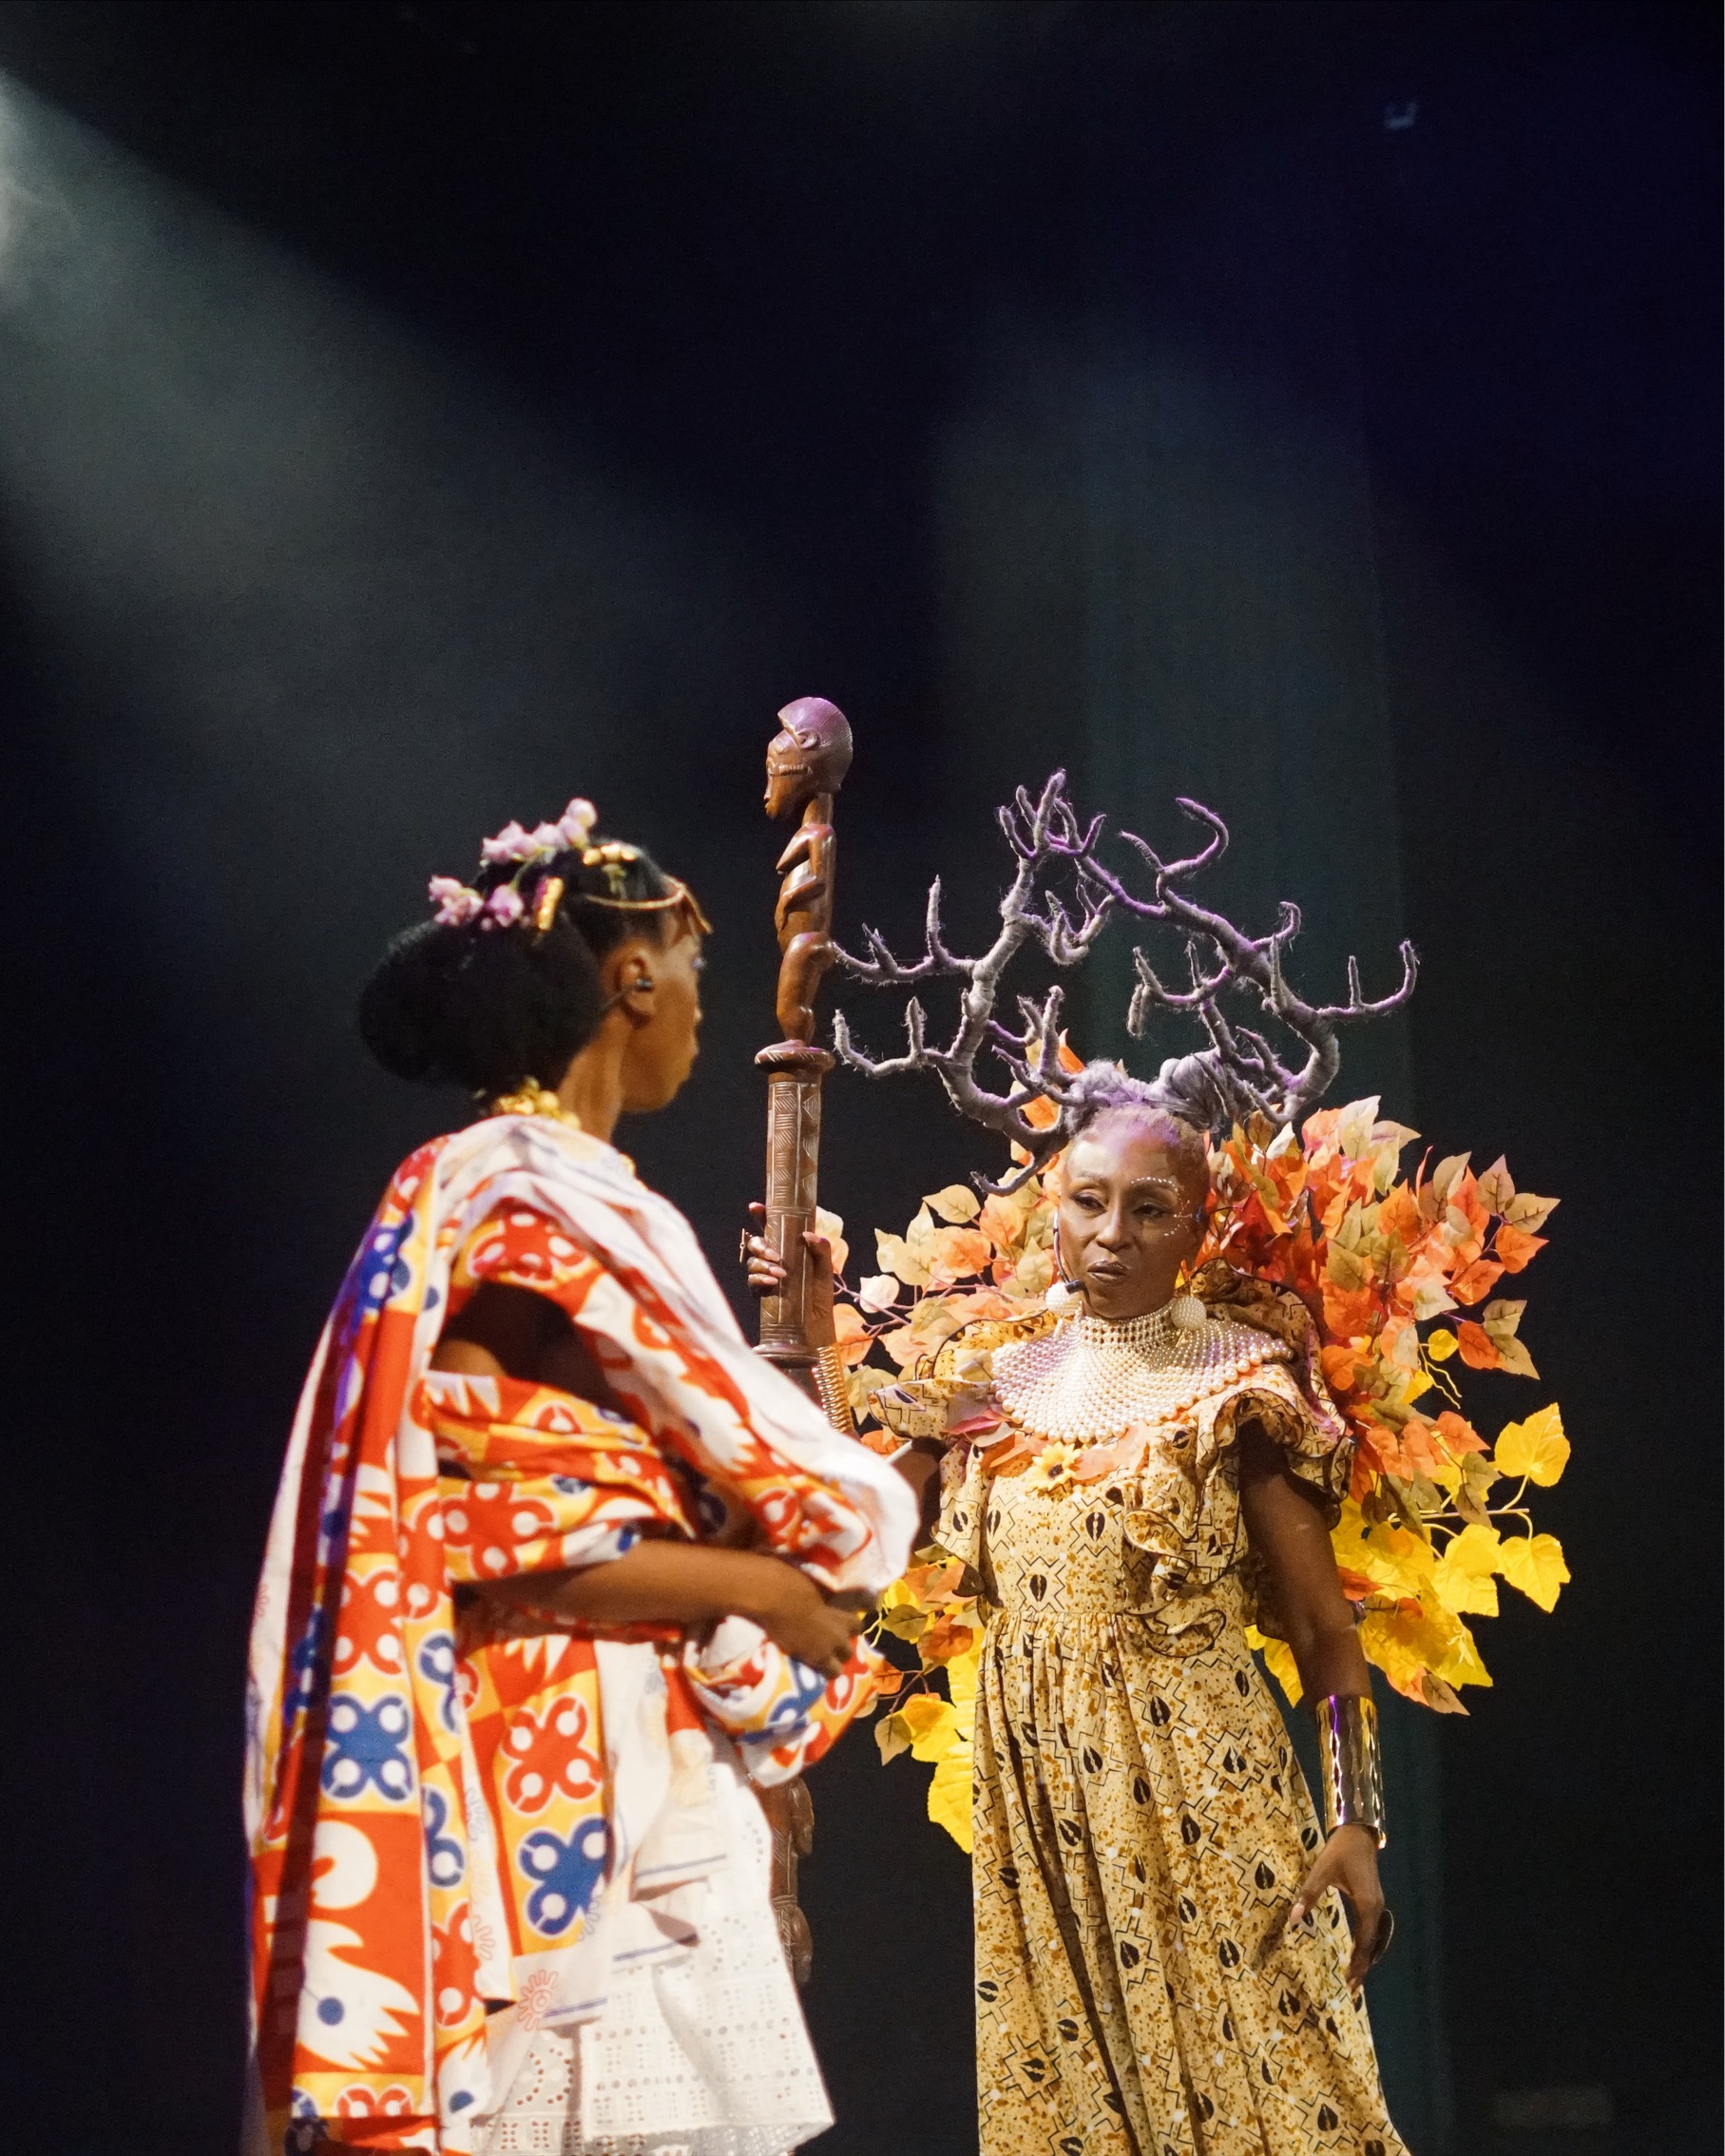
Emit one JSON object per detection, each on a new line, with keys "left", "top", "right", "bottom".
{"left": 532, "top": 876, "right": 565, "bottom": 934}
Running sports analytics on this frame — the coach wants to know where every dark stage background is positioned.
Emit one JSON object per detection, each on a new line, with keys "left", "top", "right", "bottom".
{"left": 0, "top": 6, "right": 1715, "bottom": 2153}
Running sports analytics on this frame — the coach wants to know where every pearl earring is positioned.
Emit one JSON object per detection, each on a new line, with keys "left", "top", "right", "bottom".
{"left": 1045, "top": 1229, "right": 1080, "bottom": 1313}
{"left": 1169, "top": 1258, "right": 1206, "bottom": 1332}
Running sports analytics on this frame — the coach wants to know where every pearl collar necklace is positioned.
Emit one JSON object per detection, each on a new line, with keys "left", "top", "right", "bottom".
{"left": 990, "top": 1299, "right": 1285, "bottom": 1445}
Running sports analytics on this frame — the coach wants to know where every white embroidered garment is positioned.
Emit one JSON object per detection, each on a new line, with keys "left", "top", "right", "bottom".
{"left": 478, "top": 1738, "right": 832, "bottom": 2156}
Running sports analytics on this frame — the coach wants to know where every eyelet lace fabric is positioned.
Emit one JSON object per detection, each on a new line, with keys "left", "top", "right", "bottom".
{"left": 479, "top": 1755, "right": 830, "bottom": 2155}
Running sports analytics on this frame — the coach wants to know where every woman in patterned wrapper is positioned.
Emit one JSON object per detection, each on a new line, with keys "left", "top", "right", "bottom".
{"left": 750, "top": 776, "right": 1411, "bottom": 2156}
{"left": 244, "top": 799, "right": 917, "bottom": 2156}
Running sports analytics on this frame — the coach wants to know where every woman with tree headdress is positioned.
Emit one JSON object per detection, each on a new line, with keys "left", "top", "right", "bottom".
{"left": 749, "top": 777, "right": 1566, "bottom": 2156}
{"left": 245, "top": 798, "right": 916, "bottom": 2155}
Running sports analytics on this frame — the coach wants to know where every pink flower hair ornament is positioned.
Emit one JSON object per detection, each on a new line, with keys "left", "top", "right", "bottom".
{"left": 429, "top": 798, "right": 600, "bottom": 932}
{"left": 481, "top": 798, "right": 597, "bottom": 864}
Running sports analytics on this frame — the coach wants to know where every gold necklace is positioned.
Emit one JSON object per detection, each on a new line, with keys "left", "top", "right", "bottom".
{"left": 486, "top": 1082, "right": 584, "bottom": 1130}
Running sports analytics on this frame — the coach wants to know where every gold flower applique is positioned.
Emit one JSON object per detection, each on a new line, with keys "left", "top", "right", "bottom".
{"left": 1025, "top": 1441, "right": 1083, "bottom": 1492}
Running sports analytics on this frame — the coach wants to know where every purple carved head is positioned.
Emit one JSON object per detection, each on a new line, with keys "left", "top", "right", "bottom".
{"left": 765, "top": 696, "right": 853, "bottom": 818}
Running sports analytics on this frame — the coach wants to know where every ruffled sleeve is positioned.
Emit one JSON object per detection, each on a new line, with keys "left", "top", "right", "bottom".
{"left": 1119, "top": 1280, "right": 1351, "bottom": 1625}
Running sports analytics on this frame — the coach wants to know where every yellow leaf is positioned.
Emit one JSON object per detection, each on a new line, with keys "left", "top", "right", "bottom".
{"left": 1332, "top": 1513, "right": 1436, "bottom": 1597}
{"left": 1432, "top": 1618, "right": 1492, "bottom": 1689}
{"left": 1494, "top": 1403, "right": 1569, "bottom": 1486}
{"left": 1429, "top": 1525, "right": 1502, "bottom": 1618}
{"left": 1359, "top": 1608, "right": 1444, "bottom": 1697}
{"left": 1440, "top": 1521, "right": 1503, "bottom": 1576}
{"left": 926, "top": 1747, "right": 974, "bottom": 1852}
{"left": 925, "top": 1184, "right": 982, "bottom": 1224}
{"left": 1491, "top": 1336, "right": 1540, "bottom": 1379}
{"left": 875, "top": 1712, "right": 910, "bottom": 1763}
{"left": 1499, "top": 1531, "right": 1569, "bottom": 1611}
{"left": 1431, "top": 1151, "right": 1471, "bottom": 1204}
{"left": 943, "top": 1643, "right": 981, "bottom": 1718}
{"left": 1503, "top": 1190, "right": 1560, "bottom": 1233}
{"left": 1426, "top": 1328, "right": 1460, "bottom": 1363}
{"left": 1246, "top": 1627, "right": 1303, "bottom": 1706}
{"left": 899, "top": 1693, "right": 957, "bottom": 1761}
{"left": 1336, "top": 1097, "right": 1381, "bottom": 1158}
{"left": 814, "top": 1207, "right": 849, "bottom": 1276}
{"left": 874, "top": 1229, "right": 930, "bottom": 1289}
{"left": 1475, "top": 1157, "right": 1515, "bottom": 1214}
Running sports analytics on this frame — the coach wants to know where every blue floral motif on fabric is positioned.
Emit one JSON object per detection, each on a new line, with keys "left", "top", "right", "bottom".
{"left": 281, "top": 1605, "right": 330, "bottom": 1728}
{"left": 518, "top": 1819, "right": 609, "bottom": 1936}
{"left": 334, "top": 1214, "right": 412, "bottom": 1351}
{"left": 320, "top": 1692, "right": 413, "bottom": 1801}
{"left": 417, "top": 1630, "right": 458, "bottom": 1732}
{"left": 423, "top": 1785, "right": 465, "bottom": 1889}
{"left": 764, "top": 1657, "right": 829, "bottom": 1728}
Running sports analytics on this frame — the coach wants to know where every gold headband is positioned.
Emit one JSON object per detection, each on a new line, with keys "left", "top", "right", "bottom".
{"left": 579, "top": 876, "right": 713, "bottom": 938}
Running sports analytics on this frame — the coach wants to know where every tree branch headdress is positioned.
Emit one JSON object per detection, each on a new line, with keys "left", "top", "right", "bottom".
{"left": 832, "top": 772, "right": 1417, "bottom": 1188}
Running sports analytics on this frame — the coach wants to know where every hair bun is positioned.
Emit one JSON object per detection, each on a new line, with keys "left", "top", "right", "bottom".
{"left": 358, "top": 836, "right": 681, "bottom": 1099}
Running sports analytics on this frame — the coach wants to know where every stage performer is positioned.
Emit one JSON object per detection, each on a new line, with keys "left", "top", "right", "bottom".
{"left": 245, "top": 797, "right": 917, "bottom": 2156}
{"left": 752, "top": 774, "right": 1416, "bottom": 2155}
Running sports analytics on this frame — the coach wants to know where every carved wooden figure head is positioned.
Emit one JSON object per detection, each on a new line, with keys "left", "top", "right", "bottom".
{"left": 765, "top": 696, "right": 853, "bottom": 819}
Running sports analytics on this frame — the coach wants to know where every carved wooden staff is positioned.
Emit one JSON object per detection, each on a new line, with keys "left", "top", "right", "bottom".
{"left": 754, "top": 693, "right": 853, "bottom": 1985}
{"left": 756, "top": 694, "right": 853, "bottom": 1386}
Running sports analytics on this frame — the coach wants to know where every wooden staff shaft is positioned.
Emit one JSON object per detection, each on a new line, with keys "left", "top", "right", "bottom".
{"left": 755, "top": 1042, "right": 834, "bottom": 1377}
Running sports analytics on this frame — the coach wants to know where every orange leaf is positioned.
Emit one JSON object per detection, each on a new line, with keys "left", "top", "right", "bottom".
{"left": 1456, "top": 1320, "right": 1501, "bottom": 1370}
{"left": 1320, "top": 1343, "right": 1358, "bottom": 1393}
{"left": 1353, "top": 1424, "right": 1404, "bottom": 1477}
{"left": 1434, "top": 1410, "right": 1486, "bottom": 1455}
{"left": 977, "top": 1195, "right": 1026, "bottom": 1253}
{"left": 1377, "top": 1184, "right": 1422, "bottom": 1244}
{"left": 1448, "top": 1257, "right": 1505, "bottom": 1306}
{"left": 1322, "top": 1284, "right": 1381, "bottom": 1340}
{"left": 1395, "top": 1417, "right": 1443, "bottom": 1476}
{"left": 903, "top": 1557, "right": 966, "bottom": 1604}
{"left": 941, "top": 1286, "right": 1019, "bottom": 1325}
{"left": 919, "top": 1615, "right": 978, "bottom": 1664}
{"left": 1023, "top": 1094, "right": 1060, "bottom": 1130}
{"left": 928, "top": 1226, "right": 994, "bottom": 1285}
{"left": 1493, "top": 1223, "right": 1547, "bottom": 1273}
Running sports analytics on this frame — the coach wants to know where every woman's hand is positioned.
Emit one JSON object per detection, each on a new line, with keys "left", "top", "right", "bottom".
{"left": 741, "top": 1558, "right": 867, "bottom": 1679}
{"left": 742, "top": 1202, "right": 837, "bottom": 1348}
{"left": 1289, "top": 1821, "right": 1388, "bottom": 1990}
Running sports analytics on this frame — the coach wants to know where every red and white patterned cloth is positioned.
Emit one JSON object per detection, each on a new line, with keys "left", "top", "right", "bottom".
{"left": 245, "top": 1114, "right": 915, "bottom": 2152}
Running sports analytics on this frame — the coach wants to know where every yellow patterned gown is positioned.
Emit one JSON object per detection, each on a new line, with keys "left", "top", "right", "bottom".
{"left": 932, "top": 1311, "right": 1409, "bottom": 2156}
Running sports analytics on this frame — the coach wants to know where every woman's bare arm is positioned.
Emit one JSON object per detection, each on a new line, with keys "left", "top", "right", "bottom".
{"left": 895, "top": 1439, "right": 945, "bottom": 1538}
{"left": 483, "top": 1541, "right": 865, "bottom": 1677}
{"left": 1236, "top": 1423, "right": 1371, "bottom": 1703}
{"left": 432, "top": 1281, "right": 863, "bottom": 1674}
{"left": 1237, "top": 1419, "right": 1386, "bottom": 1987}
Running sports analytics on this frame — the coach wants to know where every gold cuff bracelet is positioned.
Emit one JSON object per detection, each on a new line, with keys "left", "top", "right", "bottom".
{"left": 1314, "top": 1692, "right": 1386, "bottom": 1848}
{"left": 813, "top": 1343, "right": 855, "bottom": 1435}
